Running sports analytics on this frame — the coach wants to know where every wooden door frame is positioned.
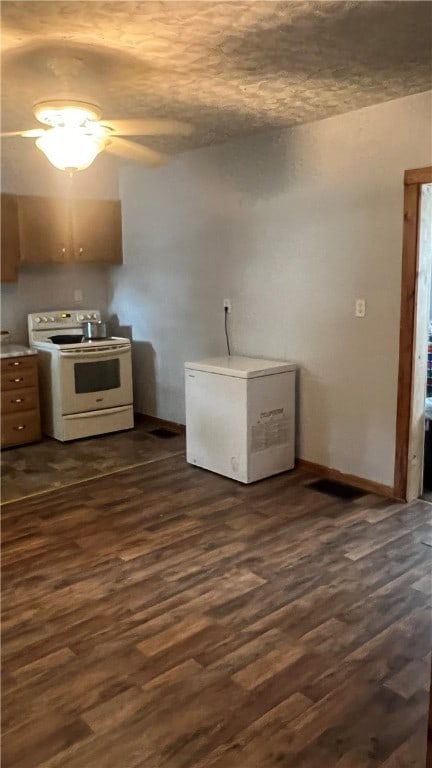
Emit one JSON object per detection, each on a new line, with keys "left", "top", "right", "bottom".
{"left": 394, "top": 166, "right": 432, "bottom": 500}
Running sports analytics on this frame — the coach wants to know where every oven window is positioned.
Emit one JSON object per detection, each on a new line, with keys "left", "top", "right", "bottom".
{"left": 74, "top": 359, "right": 120, "bottom": 394}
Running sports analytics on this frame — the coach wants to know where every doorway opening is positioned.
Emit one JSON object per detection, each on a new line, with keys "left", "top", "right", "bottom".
{"left": 421, "top": 183, "right": 432, "bottom": 501}
{"left": 395, "top": 167, "right": 432, "bottom": 501}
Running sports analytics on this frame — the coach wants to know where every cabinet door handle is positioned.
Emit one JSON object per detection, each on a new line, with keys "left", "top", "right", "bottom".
{"left": 79, "top": 247, "right": 83, "bottom": 254}
{"left": 14, "top": 425, "right": 26, "bottom": 431}
{"left": 10, "top": 361, "right": 22, "bottom": 367}
{"left": 62, "top": 247, "right": 66, "bottom": 254}
{"left": 13, "top": 398, "right": 23, "bottom": 403}
{"left": 11, "top": 377, "right": 24, "bottom": 383}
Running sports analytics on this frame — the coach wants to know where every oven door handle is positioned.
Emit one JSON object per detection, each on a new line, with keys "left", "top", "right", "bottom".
{"left": 59, "top": 346, "right": 130, "bottom": 360}
{"left": 64, "top": 405, "right": 132, "bottom": 419}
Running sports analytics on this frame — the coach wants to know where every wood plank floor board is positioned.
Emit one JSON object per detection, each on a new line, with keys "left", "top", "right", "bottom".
{"left": 302, "top": 605, "right": 430, "bottom": 706}
{"left": 385, "top": 657, "right": 431, "bottom": 699}
{"left": 1, "top": 449, "right": 431, "bottom": 767}
{"left": 1, "top": 712, "right": 93, "bottom": 768}
{"left": 381, "top": 725, "right": 429, "bottom": 766}
{"left": 314, "top": 687, "right": 429, "bottom": 765}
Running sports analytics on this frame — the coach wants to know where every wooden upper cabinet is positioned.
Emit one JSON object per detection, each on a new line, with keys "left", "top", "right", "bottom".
{"left": 1, "top": 194, "right": 20, "bottom": 282}
{"left": 71, "top": 199, "right": 122, "bottom": 264}
{"left": 17, "top": 195, "right": 71, "bottom": 264}
{"left": 16, "top": 195, "right": 123, "bottom": 265}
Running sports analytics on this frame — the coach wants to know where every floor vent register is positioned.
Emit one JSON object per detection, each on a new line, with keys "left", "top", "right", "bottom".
{"left": 307, "top": 478, "right": 367, "bottom": 501}
{"left": 149, "top": 427, "right": 179, "bottom": 439}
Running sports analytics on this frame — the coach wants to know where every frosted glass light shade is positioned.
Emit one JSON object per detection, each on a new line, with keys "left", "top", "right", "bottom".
{"left": 36, "top": 128, "right": 105, "bottom": 171}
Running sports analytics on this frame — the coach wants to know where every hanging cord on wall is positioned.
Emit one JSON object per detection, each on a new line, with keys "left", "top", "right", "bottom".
{"left": 224, "top": 306, "right": 231, "bottom": 356}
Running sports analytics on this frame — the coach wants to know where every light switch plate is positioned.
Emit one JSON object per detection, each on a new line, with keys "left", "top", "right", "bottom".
{"left": 73, "top": 289, "right": 83, "bottom": 302}
{"left": 355, "top": 299, "right": 366, "bottom": 317}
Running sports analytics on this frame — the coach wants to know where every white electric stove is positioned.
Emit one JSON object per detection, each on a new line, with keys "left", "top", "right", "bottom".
{"left": 28, "top": 309, "right": 134, "bottom": 441}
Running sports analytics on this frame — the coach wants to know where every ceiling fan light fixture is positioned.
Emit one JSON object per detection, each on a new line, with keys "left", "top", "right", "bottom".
{"left": 33, "top": 100, "right": 102, "bottom": 127}
{"left": 36, "top": 127, "right": 105, "bottom": 171}
{"left": 2, "top": 98, "right": 180, "bottom": 170}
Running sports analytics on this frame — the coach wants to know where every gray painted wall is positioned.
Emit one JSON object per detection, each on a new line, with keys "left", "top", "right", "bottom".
{"left": 1, "top": 147, "right": 119, "bottom": 344}
{"left": 1, "top": 265, "right": 113, "bottom": 345}
{"left": 110, "top": 90, "right": 432, "bottom": 488}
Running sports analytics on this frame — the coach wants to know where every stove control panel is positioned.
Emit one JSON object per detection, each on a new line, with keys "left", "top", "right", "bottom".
{"left": 28, "top": 310, "right": 101, "bottom": 334}
{"left": 78, "top": 313, "right": 99, "bottom": 321}
{"left": 34, "top": 315, "right": 56, "bottom": 323}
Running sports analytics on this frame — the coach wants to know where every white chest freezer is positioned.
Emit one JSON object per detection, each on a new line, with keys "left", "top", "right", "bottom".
{"left": 184, "top": 356, "right": 296, "bottom": 483}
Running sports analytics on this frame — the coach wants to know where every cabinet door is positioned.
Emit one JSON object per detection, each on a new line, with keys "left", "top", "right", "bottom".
{"left": 1, "top": 194, "right": 20, "bottom": 282}
{"left": 17, "top": 195, "right": 71, "bottom": 264}
{"left": 71, "top": 199, "right": 123, "bottom": 264}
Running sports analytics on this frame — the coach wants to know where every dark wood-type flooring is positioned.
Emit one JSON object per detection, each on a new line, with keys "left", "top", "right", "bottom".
{"left": 0, "top": 419, "right": 185, "bottom": 503}
{"left": 2, "top": 453, "right": 432, "bottom": 767}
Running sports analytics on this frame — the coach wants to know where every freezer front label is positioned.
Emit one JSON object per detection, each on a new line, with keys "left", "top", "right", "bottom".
{"left": 251, "top": 408, "right": 290, "bottom": 452}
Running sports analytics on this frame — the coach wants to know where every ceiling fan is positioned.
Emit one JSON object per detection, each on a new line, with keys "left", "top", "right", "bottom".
{"left": 1, "top": 100, "right": 193, "bottom": 173}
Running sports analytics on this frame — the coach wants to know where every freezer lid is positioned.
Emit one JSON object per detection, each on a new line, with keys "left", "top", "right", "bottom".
{"left": 184, "top": 356, "right": 296, "bottom": 378}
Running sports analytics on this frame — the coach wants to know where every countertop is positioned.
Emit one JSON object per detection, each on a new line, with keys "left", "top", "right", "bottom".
{"left": 0, "top": 344, "right": 36, "bottom": 359}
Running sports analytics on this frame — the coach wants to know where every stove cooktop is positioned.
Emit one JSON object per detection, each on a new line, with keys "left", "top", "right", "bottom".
{"left": 31, "top": 336, "right": 131, "bottom": 352}
{"left": 49, "top": 336, "right": 120, "bottom": 345}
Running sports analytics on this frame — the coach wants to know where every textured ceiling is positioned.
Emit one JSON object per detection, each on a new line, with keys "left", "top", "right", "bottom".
{"left": 1, "top": 1, "right": 432, "bottom": 158}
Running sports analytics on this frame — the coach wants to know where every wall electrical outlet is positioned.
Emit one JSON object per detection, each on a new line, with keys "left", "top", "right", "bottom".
{"left": 355, "top": 298, "right": 366, "bottom": 318}
{"left": 73, "top": 289, "right": 83, "bottom": 303}
{"left": 223, "top": 298, "right": 232, "bottom": 313}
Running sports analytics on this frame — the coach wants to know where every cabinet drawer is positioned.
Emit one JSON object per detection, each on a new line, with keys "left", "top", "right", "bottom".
{"left": 1, "top": 366, "right": 38, "bottom": 391}
{"left": 1, "top": 409, "right": 41, "bottom": 448}
{"left": 1, "top": 356, "right": 37, "bottom": 374}
{"left": 1, "top": 386, "right": 39, "bottom": 414}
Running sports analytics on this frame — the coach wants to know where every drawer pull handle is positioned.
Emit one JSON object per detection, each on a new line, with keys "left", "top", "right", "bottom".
{"left": 12, "top": 377, "right": 24, "bottom": 383}
{"left": 13, "top": 398, "right": 23, "bottom": 403}
{"left": 14, "top": 425, "right": 26, "bottom": 431}
{"left": 10, "top": 361, "right": 22, "bottom": 367}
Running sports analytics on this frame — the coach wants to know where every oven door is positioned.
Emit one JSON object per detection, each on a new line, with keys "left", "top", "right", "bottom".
{"left": 59, "top": 345, "right": 133, "bottom": 415}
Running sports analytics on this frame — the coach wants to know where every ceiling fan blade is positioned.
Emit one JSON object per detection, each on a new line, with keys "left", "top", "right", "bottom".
{"left": 104, "top": 137, "right": 169, "bottom": 167}
{"left": 0, "top": 129, "right": 46, "bottom": 138}
{"left": 101, "top": 118, "right": 193, "bottom": 137}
